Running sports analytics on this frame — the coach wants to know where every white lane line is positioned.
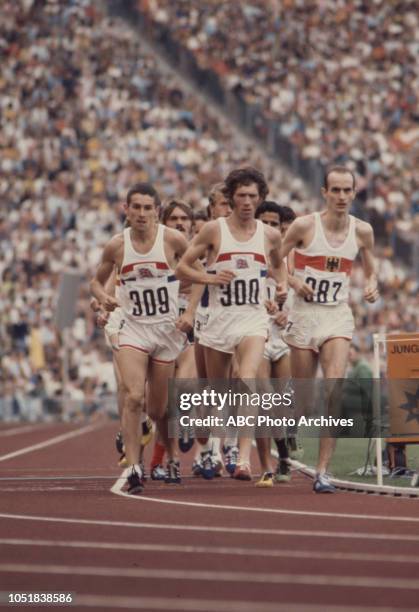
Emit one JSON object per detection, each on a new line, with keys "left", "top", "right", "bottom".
{"left": 0, "top": 424, "right": 50, "bottom": 438}
{"left": 1, "top": 562, "right": 419, "bottom": 590}
{"left": 111, "top": 474, "right": 419, "bottom": 524}
{"left": 0, "top": 487, "right": 76, "bottom": 492}
{"left": 54, "top": 594, "right": 413, "bottom": 612}
{"left": 0, "top": 512, "right": 417, "bottom": 543}
{"left": 1, "top": 537, "right": 419, "bottom": 565}
{"left": 0, "top": 424, "right": 101, "bottom": 463}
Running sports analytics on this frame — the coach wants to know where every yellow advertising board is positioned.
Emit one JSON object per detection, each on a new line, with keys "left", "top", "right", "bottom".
{"left": 386, "top": 333, "right": 419, "bottom": 442}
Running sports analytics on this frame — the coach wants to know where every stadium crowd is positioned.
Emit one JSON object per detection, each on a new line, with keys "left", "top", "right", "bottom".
{"left": 0, "top": 0, "right": 417, "bottom": 420}
{"left": 139, "top": 0, "right": 419, "bottom": 235}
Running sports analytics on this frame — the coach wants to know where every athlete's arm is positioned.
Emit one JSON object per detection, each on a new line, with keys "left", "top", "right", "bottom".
{"left": 90, "top": 238, "right": 120, "bottom": 311}
{"left": 281, "top": 217, "right": 315, "bottom": 300}
{"left": 358, "top": 222, "right": 379, "bottom": 303}
{"left": 175, "top": 222, "right": 235, "bottom": 285}
{"left": 104, "top": 268, "right": 117, "bottom": 296}
{"left": 279, "top": 217, "right": 305, "bottom": 260}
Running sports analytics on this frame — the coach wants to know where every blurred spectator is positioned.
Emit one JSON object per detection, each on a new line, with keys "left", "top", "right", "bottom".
{"left": 139, "top": 0, "right": 418, "bottom": 235}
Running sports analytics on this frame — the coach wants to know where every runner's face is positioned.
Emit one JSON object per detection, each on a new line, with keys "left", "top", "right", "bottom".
{"left": 258, "top": 211, "right": 280, "bottom": 229}
{"left": 165, "top": 206, "right": 192, "bottom": 238}
{"left": 322, "top": 172, "right": 355, "bottom": 215}
{"left": 232, "top": 183, "right": 260, "bottom": 220}
{"left": 125, "top": 193, "right": 157, "bottom": 231}
{"left": 211, "top": 192, "right": 232, "bottom": 219}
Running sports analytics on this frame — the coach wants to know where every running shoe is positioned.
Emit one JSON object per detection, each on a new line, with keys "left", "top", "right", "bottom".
{"left": 200, "top": 451, "right": 215, "bottom": 480}
{"left": 255, "top": 472, "right": 274, "bottom": 488}
{"left": 223, "top": 445, "right": 239, "bottom": 475}
{"left": 150, "top": 464, "right": 166, "bottom": 481}
{"left": 126, "top": 466, "right": 143, "bottom": 495}
{"left": 165, "top": 459, "right": 181, "bottom": 484}
{"left": 287, "top": 436, "right": 304, "bottom": 461}
{"left": 233, "top": 462, "right": 252, "bottom": 481}
{"left": 275, "top": 460, "right": 292, "bottom": 483}
{"left": 313, "top": 473, "right": 336, "bottom": 494}
{"left": 191, "top": 459, "right": 202, "bottom": 477}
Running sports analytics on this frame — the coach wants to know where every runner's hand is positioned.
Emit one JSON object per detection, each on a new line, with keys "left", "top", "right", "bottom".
{"left": 265, "top": 299, "right": 278, "bottom": 315}
{"left": 210, "top": 269, "right": 236, "bottom": 285}
{"left": 96, "top": 311, "right": 109, "bottom": 328}
{"left": 273, "top": 311, "right": 288, "bottom": 328}
{"left": 293, "top": 277, "right": 315, "bottom": 300}
{"left": 276, "top": 282, "right": 287, "bottom": 305}
{"left": 364, "top": 280, "right": 379, "bottom": 303}
{"left": 176, "top": 311, "right": 194, "bottom": 333}
{"left": 102, "top": 295, "right": 120, "bottom": 312}
{"left": 90, "top": 297, "right": 101, "bottom": 313}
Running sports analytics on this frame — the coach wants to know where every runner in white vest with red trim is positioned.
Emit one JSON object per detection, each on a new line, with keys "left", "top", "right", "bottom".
{"left": 281, "top": 166, "right": 379, "bottom": 493}
{"left": 91, "top": 183, "right": 188, "bottom": 494}
{"left": 176, "top": 167, "right": 286, "bottom": 481}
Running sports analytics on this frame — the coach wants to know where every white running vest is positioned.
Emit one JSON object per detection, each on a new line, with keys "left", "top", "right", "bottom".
{"left": 118, "top": 225, "right": 179, "bottom": 324}
{"left": 207, "top": 217, "right": 268, "bottom": 316}
{"left": 293, "top": 212, "right": 358, "bottom": 306}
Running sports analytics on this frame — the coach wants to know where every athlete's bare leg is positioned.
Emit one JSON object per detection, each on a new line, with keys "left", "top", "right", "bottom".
{"left": 256, "top": 357, "right": 274, "bottom": 473}
{"left": 204, "top": 346, "right": 232, "bottom": 378}
{"left": 176, "top": 344, "right": 197, "bottom": 379}
{"left": 113, "top": 356, "right": 124, "bottom": 420}
{"left": 317, "top": 337, "right": 351, "bottom": 473}
{"left": 234, "top": 336, "right": 266, "bottom": 466}
{"left": 289, "top": 345, "right": 318, "bottom": 455}
{"left": 114, "top": 348, "right": 148, "bottom": 466}
{"left": 147, "top": 359, "right": 177, "bottom": 460}
{"left": 271, "top": 352, "right": 291, "bottom": 379}
{"left": 194, "top": 342, "right": 207, "bottom": 379}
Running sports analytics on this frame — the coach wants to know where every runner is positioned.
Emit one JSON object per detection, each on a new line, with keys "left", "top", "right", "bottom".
{"left": 281, "top": 166, "right": 379, "bottom": 493}
{"left": 91, "top": 182, "right": 188, "bottom": 494}
{"left": 176, "top": 167, "right": 285, "bottom": 481}
{"left": 254, "top": 201, "right": 296, "bottom": 487}
{"left": 148, "top": 200, "right": 197, "bottom": 479}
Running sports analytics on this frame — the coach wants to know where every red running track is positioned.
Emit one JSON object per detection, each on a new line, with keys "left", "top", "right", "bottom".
{"left": 0, "top": 419, "right": 418, "bottom": 612}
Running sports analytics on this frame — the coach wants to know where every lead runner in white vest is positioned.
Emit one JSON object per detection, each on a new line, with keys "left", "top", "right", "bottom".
{"left": 91, "top": 183, "right": 189, "bottom": 494}
{"left": 200, "top": 216, "right": 269, "bottom": 352}
{"left": 176, "top": 167, "right": 286, "bottom": 481}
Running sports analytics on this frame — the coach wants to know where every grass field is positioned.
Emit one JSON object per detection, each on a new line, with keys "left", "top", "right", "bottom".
{"left": 297, "top": 436, "right": 419, "bottom": 488}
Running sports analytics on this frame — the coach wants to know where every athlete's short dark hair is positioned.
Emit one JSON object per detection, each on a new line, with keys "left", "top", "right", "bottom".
{"left": 279, "top": 205, "right": 297, "bottom": 224}
{"left": 126, "top": 183, "right": 161, "bottom": 207}
{"left": 255, "top": 200, "right": 282, "bottom": 219}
